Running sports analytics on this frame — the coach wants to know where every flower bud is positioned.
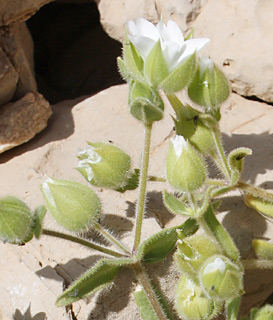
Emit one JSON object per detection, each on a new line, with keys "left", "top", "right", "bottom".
{"left": 41, "top": 178, "right": 101, "bottom": 232}
{"left": 199, "top": 255, "right": 244, "bottom": 300}
{"left": 77, "top": 142, "right": 131, "bottom": 189}
{"left": 129, "top": 80, "right": 164, "bottom": 123}
{"left": 0, "top": 196, "right": 34, "bottom": 244}
{"left": 175, "top": 274, "right": 221, "bottom": 320}
{"left": 175, "top": 234, "right": 222, "bottom": 277}
{"left": 188, "top": 57, "right": 230, "bottom": 111}
{"left": 166, "top": 135, "right": 206, "bottom": 192}
{"left": 252, "top": 305, "right": 273, "bottom": 320}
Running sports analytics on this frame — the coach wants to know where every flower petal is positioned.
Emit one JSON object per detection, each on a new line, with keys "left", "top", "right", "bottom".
{"left": 183, "top": 38, "right": 210, "bottom": 59}
{"left": 134, "top": 18, "right": 159, "bottom": 40}
{"left": 128, "top": 35, "right": 157, "bottom": 60}
{"left": 166, "top": 20, "right": 184, "bottom": 43}
{"left": 161, "top": 41, "right": 186, "bottom": 71}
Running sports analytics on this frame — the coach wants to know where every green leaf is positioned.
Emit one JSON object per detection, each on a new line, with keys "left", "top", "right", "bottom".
{"left": 160, "top": 53, "right": 196, "bottom": 92}
{"left": 163, "top": 191, "right": 194, "bottom": 217}
{"left": 245, "top": 194, "right": 273, "bottom": 218}
{"left": 56, "top": 258, "right": 132, "bottom": 307}
{"left": 137, "top": 218, "right": 198, "bottom": 263}
{"left": 226, "top": 297, "right": 241, "bottom": 320}
{"left": 144, "top": 41, "right": 169, "bottom": 86}
{"left": 33, "top": 205, "right": 46, "bottom": 239}
{"left": 252, "top": 239, "right": 273, "bottom": 260}
{"left": 202, "top": 206, "right": 240, "bottom": 262}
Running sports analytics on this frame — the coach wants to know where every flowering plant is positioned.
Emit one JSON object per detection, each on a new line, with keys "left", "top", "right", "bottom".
{"left": 1, "top": 18, "right": 273, "bottom": 320}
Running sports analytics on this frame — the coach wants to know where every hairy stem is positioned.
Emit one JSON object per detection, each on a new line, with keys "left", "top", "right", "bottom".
{"left": 42, "top": 229, "right": 126, "bottom": 258}
{"left": 133, "top": 262, "right": 168, "bottom": 320}
{"left": 211, "top": 127, "right": 231, "bottom": 180}
{"left": 94, "top": 222, "right": 131, "bottom": 255}
{"left": 133, "top": 122, "right": 153, "bottom": 253}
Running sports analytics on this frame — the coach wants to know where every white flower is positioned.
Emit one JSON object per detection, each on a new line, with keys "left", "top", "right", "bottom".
{"left": 203, "top": 257, "right": 226, "bottom": 275}
{"left": 170, "top": 135, "right": 188, "bottom": 158}
{"left": 127, "top": 18, "right": 210, "bottom": 72}
{"left": 199, "top": 56, "right": 214, "bottom": 77}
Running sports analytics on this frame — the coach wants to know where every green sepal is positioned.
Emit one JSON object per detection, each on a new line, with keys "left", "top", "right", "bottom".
{"left": 185, "top": 29, "right": 194, "bottom": 40}
{"left": 129, "top": 80, "right": 164, "bottom": 123}
{"left": 226, "top": 297, "right": 241, "bottom": 320}
{"left": 160, "top": 53, "right": 196, "bottom": 92}
{"left": 117, "top": 57, "right": 130, "bottom": 81}
{"left": 33, "top": 205, "right": 46, "bottom": 239}
{"left": 202, "top": 206, "right": 240, "bottom": 262}
{"left": 137, "top": 218, "right": 198, "bottom": 263}
{"left": 228, "top": 148, "right": 252, "bottom": 185}
{"left": 123, "top": 33, "right": 145, "bottom": 83}
{"left": 163, "top": 190, "right": 194, "bottom": 217}
{"left": 144, "top": 41, "right": 169, "bottom": 86}
{"left": 115, "top": 168, "right": 140, "bottom": 193}
{"left": 56, "top": 258, "right": 133, "bottom": 307}
{"left": 252, "top": 239, "right": 273, "bottom": 260}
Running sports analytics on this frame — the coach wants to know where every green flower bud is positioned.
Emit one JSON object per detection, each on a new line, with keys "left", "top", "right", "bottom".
{"left": 166, "top": 135, "right": 206, "bottom": 192}
{"left": 77, "top": 142, "right": 131, "bottom": 189}
{"left": 175, "top": 274, "right": 221, "bottom": 320}
{"left": 0, "top": 196, "right": 34, "bottom": 244}
{"left": 175, "top": 234, "right": 222, "bottom": 277}
{"left": 252, "top": 305, "right": 273, "bottom": 320}
{"left": 188, "top": 57, "right": 230, "bottom": 111}
{"left": 41, "top": 178, "right": 101, "bottom": 232}
{"left": 199, "top": 255, "right": 244, "bottom": 300}
{"left": 128, "top": 80, "right": 164, "bottom": 123}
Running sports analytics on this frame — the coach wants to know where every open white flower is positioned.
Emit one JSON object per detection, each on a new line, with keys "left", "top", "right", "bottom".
{"left": 127, "top": 18, "right": 210, "bottom": 71}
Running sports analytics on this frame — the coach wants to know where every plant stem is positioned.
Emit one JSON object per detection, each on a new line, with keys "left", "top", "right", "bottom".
{"left": 242, "top": 259, "right": 273, "bottom": 270}
{"left": 133, "top": 122, "right": 153, "bottom": 253}
{"left": 94, "top": 222, "right": 131, "bottom": 256}
{"left": 42, "top": 229, "right": 126, "bottom": 258}
{"left": 237, "top": 181, "right": 273, "bottom": 202}
{"left": 211, "top": 127, "right": 231, "bottom": 180}
{"left": 133, "top": 262, "right": 168, "bottom": 320}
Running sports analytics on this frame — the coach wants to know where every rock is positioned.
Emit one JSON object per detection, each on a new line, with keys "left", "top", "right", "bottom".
{"left": 188, "top": 0, "right": 273, "bottom": 102}
{"left": 98, "top": 0, "right": 207, "bottom": 42}
{"left": 0, "top": 92, "right": 52, "bottom": 153}
{"left": 0, "top": 85, "right": 273, "bottom": 318}
{"left": 98, "top": 0, "right": 273, "bottom": 102}
{"left": 0, "top": 22, "right": 37, "bottom": 99}
{"left": 0, "top": 0, "right": 53, "bottom": 26}
{"left": 0, "top": 47, "right": 18, "bottom": 106}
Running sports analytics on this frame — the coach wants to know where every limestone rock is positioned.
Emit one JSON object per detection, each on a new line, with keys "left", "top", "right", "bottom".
{"left": 0, "top": 22, "right": 37, "bottom": 99}
{"left": 0, "top": 85, "right": 273, "bottom": 318}
{"left": 190, "top": 0, "right": 273, "bottom": 102}
{"left": 98, "top": 0, "right": 207, "bottom": 42}
{"left": 0, "top": 0, "right": 53, "bottom": 26}
{"left": 0, "top": 48, "right": 18, "bottom": 107}
{"left": 0, "top": 92, "right": 52, "bottom": 153}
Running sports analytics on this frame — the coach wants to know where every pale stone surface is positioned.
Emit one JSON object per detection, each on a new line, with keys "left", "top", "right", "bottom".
{"left": 0, "top": 92, "right": 52, "bottom": 153}
{"left": 0, "top": 22, "right": 37, "bottom": 99}
{"left": 98, "top": 0, "right": 273, "bottom": 102}
{"left": 0, "top": 47, "right": 18, "bottom": 107}
{"left": 0, "top": 85, "right": 273, "bottom": 319}
{"left": 0, "top": 0, "right": 53, "bottom": 26}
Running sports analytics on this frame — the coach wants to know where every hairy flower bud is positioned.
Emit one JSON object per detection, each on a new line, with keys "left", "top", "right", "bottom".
{"left": 77, "top": 142, "right": 131, "bottom": 190}
{"left": 166, "top": 135, "right": 206, "bottom": 192}
{"left": 199, "top": 255, "right": 244, "bottom": 300}
{"left": 252, "top": 305, "right": 273, "bottom": 320}
{"left": 0, "top": 196, "right": 34, "bottom": 244}
{"left": 188, "top": 57, "right": 230, "bottom": 111}
{"left": 41, "top": 178, "right": 101, "bottom": 232}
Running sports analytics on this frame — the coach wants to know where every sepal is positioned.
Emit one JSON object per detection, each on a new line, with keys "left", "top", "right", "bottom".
{"left": 163, "top": 190, "right": 194, "bottom": 217}
{"left": 228, "top": 148, "right": 252, "bottom": 185}
{"left": 244, "top": 194, "right": 273, "bottom": 218}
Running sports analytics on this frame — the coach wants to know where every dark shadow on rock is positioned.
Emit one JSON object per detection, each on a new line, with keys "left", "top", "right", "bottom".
{"left": 219, "top": 195, "right": 268, "bottom": 259}
{"left": 222, "top": 132, "right": 273, "bottom": 184}
{"left": 13, "top": 304, "right": 46, "bottom": 320}
{"left": 0, "top": 97, "right": 84, "bottom": 164}
{"left": 125, "top": 191, "right": 174, "bottom": 228}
